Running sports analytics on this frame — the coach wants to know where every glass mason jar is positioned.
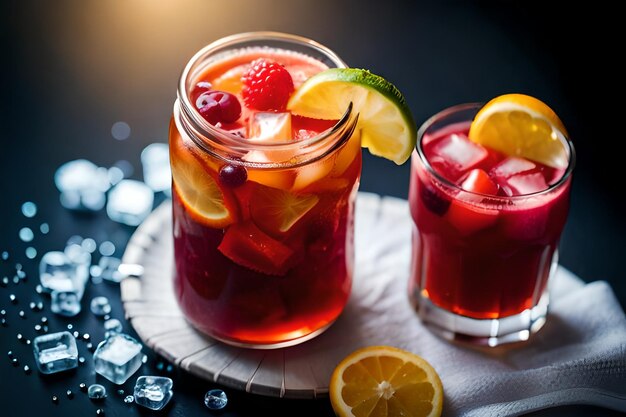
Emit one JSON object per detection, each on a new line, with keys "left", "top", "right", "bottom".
{"left": 169, "top": 32, "right": 361, "bottom": 349}
{"left": 408, "top": 103, "right": 575, "bottom": 346}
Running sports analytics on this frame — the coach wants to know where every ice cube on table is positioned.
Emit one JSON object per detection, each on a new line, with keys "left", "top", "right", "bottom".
{"left": 104, "top": 318, "right": 123, "bottom": 337}
{"left": 51, "top": 290, "right": 82, "bottom": 316}
{"left": 39, "top": 251, "right": 81, "bottom": 293}
{"left": 141, "top": 143, "right": 171, "bottom": 194}
{"left": 64, "top": 243, "right": 91, "bottom": 291}
{"left": 428, "top": 133, "right": 489, "bottom": 181}
{"left": 106, "top": 180, "right": 154, "bottom": 226}
{"left": 94, "top": 333, "right": 143, "bottom": 384}
{"left": 133, "top": 376, "right": 173, "bottom": 410}
{"left": 98, "top": 256, "right": 123, "bottom": 282}
{"left": 32, "top": 331, "right": 78, "bottom": 374}
{"left": 55, "top": 160, "right": 110, "bottom": 212}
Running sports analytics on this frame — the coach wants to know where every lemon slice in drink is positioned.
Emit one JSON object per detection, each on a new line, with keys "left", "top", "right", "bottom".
{"left": 287, "top": 68, "right": 416, "bottom": 165}
{"left": 330, "top": 346, "right": 443, "bottom": 417}
{"left": 468, "top": 93, "right": 569, "bottom": 169}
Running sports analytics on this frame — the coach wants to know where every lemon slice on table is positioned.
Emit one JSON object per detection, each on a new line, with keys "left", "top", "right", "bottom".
{"left": 330, "top": 346, "right": 443, "bottom": 417}
{"left": 287, "top": 68, "right": 416, "bottom": 165}
{"left": 468, "top": 93, "right": 569, "bottom": 169}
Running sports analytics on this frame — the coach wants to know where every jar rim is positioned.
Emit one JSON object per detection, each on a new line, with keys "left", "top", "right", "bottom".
{"left": 415, "top": 102, "right": 576, "bottom": 201}
{"left": 176, "top": 31, "right": 355, "bottom": 165}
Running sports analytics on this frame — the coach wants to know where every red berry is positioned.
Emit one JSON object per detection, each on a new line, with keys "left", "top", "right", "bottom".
{"left": 190, "top": 81, "right": 212, "bottom": 103}
{"left": 241, "top": 59, "right": 294, "bottom": 111}
{"left": 195, "top": 90, "right": 242, "bottom": 125}
{"left": 219, "top": 164, "right": 247, "bottom": 188}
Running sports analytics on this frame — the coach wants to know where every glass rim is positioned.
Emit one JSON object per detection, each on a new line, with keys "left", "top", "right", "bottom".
{"left": 176, "top": 31, "right": 353, "bottom": 154}
{"left": 415, "top": 102, "right": 576, "bottom": 200}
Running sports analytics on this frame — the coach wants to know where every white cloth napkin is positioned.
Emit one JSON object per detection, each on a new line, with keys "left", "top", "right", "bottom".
{"left": 346, "top": 193, "right": 626, "bottom": 417}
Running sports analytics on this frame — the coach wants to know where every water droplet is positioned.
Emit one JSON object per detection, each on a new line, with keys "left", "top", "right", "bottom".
{"left": 1, "top": 251, "right": 8, "bottom": 261}
{"left": 96, "top": 408, "right": 105, "bottom": 416}
{"left": 1, "top": 318, "right": 7, "bottom": 327}
{"left": 8, "top": 350, "right": 13, "bottom": 357}
{"left": 86, "top": 342, "right": 94, "bottom": 351}
{"left": 67, "top": 235, "right": 83, "bottom": 246}
{"left": 111, "top": 121, "right": 131, "bottom": 140}
{"left": 156, "top": 361, "right": 164, "bottom": 371}
{"left": 0, "top": 309, "right": 5, "bottom": 316}
{"left": 73, "top": 331, "right": 80, "bottom": 338}
{"left": 142, "top": 354, "right": 148, "bottom": 364}
{"left": 35, "top": 324, "right": 42, "bottom": 332}
{"left": 117, "top": 389, "right": 125, "bottom": 396}
{"left": 21, "top": 202, "right": 38, "bottom": 218}
{"left": 17, "top": 333, "right": 24, "bottom": 341}
{"left": 166, "top": 364, "right": 173, "bottom": 373}
{"left": 124, "top": 395, "right": 134, "bottom": 404}
{"left": 83, "top": 333, "right": 91, "bottom": 341}
{"left": 204, "top": 389, "right": 228, "bottom": 410}
{"left": 99, "top": 241, "right": 116, "bottom": 257}
{"left": 19, "top": 310, "right": 26, "bottom": 318}
{"left": 67, "top": 324, "right": 73, "bottom": 330}
{"left": 10, "top": 294, "right": 17, "bottom": 304}
{"left": 67, "top": 390, "right": 74, "bottom": 399}
{"left": 12, "top": 276, "right": 19, "bottom": 284}
{"left": 81, "top": 238, "right": 97, "bottom": 253}
{"left": 88, "top": 384, "right": 107, "bottom": 400}
{"left": 40, "top": 316, "right": 48, "bottom": 324}
{"left": 24, "top": 365, "right": 31, "bottom": 374}
{"left": 40, "top": 223, "right": 50, "bottom": 234}
{"left": 79, "top": 357, "right": 86, "bottom": 364}
{"left": 25, "top": 247, "right": 37, "bottom": 259}
{"left": 1, "top": 277, "right": 8, "bottom": 287}
{"left": 11, "top": 358, "right": 19, "bottom": 366}
{"left": 79, "top": 383, "right": 87, "bottom": 392}
{"left": 52, "top": 395, "right": 59, "bottom": 404}
{"left": 36, "top": 284, "right": 44, "bottom": 294}
{"left": 26, "top": 339, "right": 31, "bottom": 345}
{"left": 19, "top": 227, "right": 34, "bottom": 242}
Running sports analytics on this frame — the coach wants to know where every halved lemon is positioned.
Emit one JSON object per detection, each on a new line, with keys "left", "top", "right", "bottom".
{"left": 330, "top": 346, "right": 443, "bottom": 417}
{"left": 249, "top": 184, "right": 319, "bottom": 235}
{"left": 287, "top": 68, "right": 416, "bottom": 165}
{"left": 468, "top": 93, "right": 569, "bottom": 169}
{"left": 170, "top": 134, "right": 237, "bottom": 227}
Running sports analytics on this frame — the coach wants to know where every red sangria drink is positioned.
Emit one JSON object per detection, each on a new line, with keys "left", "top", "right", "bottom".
{"left": 170, "top": 33, "right": 361, "bottom": 348}
{"left": 409, "top": 96, "right": 575, "bottom": 345}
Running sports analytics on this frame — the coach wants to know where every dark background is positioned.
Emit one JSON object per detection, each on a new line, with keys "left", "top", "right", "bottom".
{"left": 1, "top": 1, "right": 624, "bottom": 416}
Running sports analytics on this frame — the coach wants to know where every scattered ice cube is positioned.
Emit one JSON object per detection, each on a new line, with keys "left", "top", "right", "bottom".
{"left": 124, "top": 395, "right": 134, "bottom": 404}
{"left": 64, "top": 244, "right": 91, "bottom": 290}
{"left": 94, "top": 333, "right": 143, "bottom": 384}
{"left": 141, "top": 143, "right": 171, "bottom": 193}
{"left": 111, "top": 121, "right": 131, "bottom": 141}
{"left": 51, "top": 291, "right": 82, "bottom": 317}
{"left": 99, "top": 241, "right": 116, "bottom": 257}
{"left": 98, "top": 256, "right": 123, "bottom": 282}
{"left": 55, "top": 160, "right": 110, "bottom": 212}
{"left": 21, "top": 201, "right": 37, "bottom": 218}
{"left": 88, "top": 384, "right": 107, "bottom": 400}
{"left": 106, "top": 180, "right": 154, "bottom": 226}
{"left": 104, "top": 318, "right": 123, "bottom": 337}
{"left": 133, "top": 376, "right": 173, "bottom": 411}
{"left": 90, "top": 297, "right": 112, "bottom": 316}
{"left": 429, "top": 134, "right": 489, "bottom": 180}
{"left": 32, "top": 331, "right": 78, "bottom": 374}
{"left": 204, "top": 389, "right": 228, "bottom": 410}
{"left": 39, "top": 251, "right": 81, "bottom": 293}
{"left": 19, "top": 227, "right": 34, "bottom": 242}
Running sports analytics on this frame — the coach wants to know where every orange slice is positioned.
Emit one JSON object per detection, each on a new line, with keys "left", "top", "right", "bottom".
{"left": 249, "top": 185, "right": 318, "bottom": 235}
{"left": 468, "top": 93, "right": 569, "bottom": 169}
{"left": 330, "top": 346, "right": 443, "bottom": 417}
{"left": 170, "top": 134, "right": 237, "bottom": 227}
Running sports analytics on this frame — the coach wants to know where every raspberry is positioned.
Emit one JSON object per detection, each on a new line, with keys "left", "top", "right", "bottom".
{"left": 195, "top": 90, "right": 241, "bottom": 125}
{"left": 241, "top": 59, "right": 294, "bottom": 111}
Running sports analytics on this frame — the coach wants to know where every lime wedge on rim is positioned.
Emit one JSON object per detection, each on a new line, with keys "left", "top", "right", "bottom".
{"left": 287, "top": 68, "right": 416, "bottom": 165}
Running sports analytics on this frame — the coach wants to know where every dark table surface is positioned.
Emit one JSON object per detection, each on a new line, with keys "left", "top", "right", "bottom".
{"left": 1, "top": 1, "right": 624, "bottom": 416}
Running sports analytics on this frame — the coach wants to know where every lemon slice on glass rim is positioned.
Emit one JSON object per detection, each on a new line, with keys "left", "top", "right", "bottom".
{"left": 468, "top": 93, "right": 570, "bottom": 169}
{"left": 287, "top": 68, "right": 416, "bottom": 165}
